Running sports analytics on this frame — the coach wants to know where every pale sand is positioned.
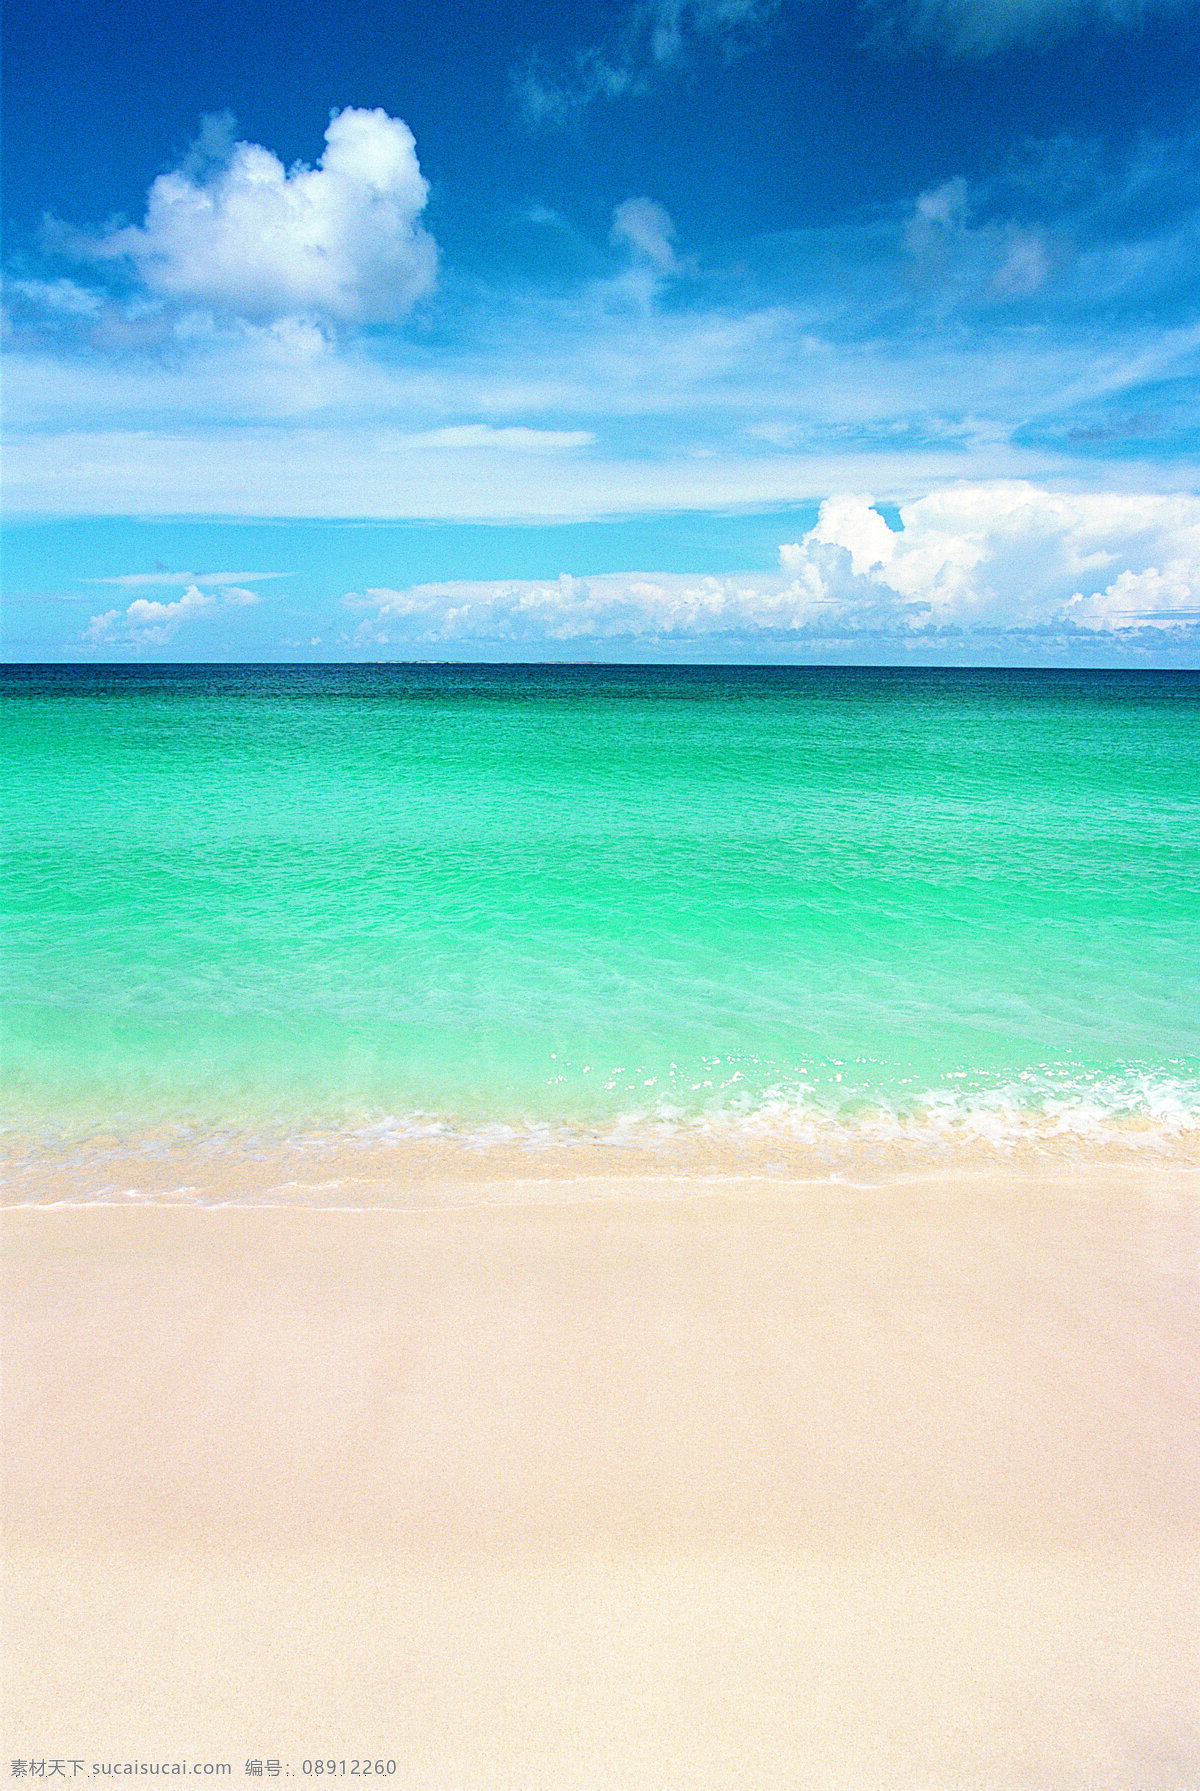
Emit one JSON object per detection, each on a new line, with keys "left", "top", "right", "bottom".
{"left": 4, "top": 1167, "right": 1198, "bottom": 1787}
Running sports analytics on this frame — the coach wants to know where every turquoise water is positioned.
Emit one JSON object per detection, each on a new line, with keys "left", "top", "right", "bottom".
{"left": 3, "top": 663, "right": 1199, "bottom": 1155}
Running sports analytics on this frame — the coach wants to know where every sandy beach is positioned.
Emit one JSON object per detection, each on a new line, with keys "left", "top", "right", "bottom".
{"left": 4, "top": 1164, "right": 1198, "bottom": 1788}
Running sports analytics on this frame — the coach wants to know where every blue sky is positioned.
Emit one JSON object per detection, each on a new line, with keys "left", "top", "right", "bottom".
{"left": 3, "top": 0, "right": 1199, "bottom": 661}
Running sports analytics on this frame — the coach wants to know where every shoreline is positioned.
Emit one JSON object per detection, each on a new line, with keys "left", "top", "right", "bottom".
{"left": 6, "top": 1124, "right": 1200, "bottom": 1207}
{"left": 5, "top": 1165, "right": 1198, "bottom": 1786}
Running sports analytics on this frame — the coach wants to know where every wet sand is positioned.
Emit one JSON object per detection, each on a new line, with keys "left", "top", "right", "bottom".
{"left": 4, "top": 1166, "right": 1198, "bottom": 1787}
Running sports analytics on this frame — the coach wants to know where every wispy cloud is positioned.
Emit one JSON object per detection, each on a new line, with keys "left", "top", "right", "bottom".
{"left": 409, "top": 425, "right": 594, "bottom": 451}
{"left": 84, "top": 569, "right": 288, "bottom": 587}
{"left": 516, "top": 0, "right": 1185, "bottom": 99}
{"left": 6, "top": 278, "right": 104, "bottom": 317}
{"left": 610, "top": 198, "right": 679, "bottom": 272}
{"left": 873, "top": 0, "right": 1185, "bottom": 54}
{"left": 903, "top": 177, "right": 1055, "bottom": 302}
{"left": 514, "top": 0, "right": 778, "bottom": 123}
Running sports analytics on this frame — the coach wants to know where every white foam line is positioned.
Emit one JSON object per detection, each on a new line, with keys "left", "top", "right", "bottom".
{"left": 5, "top": 1171, "right": 881, "bottom": 1213}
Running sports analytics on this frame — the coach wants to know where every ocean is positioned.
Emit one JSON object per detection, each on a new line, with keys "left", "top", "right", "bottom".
{"left": 3, "top": 662, "right": 1198, "bottom": 1199}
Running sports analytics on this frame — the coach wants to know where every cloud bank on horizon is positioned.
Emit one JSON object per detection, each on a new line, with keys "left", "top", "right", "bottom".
{"left": 74, "top": 484, "right": 1199, "bottom": 657}
{"left": 338, "top": 486, "right": 1200, "bottom": 651}
{"left": 3, "top": 0, "right": 1198, "bottom": 660}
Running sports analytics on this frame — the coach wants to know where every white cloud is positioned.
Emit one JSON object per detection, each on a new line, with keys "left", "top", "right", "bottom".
{"left": 782, "top": 484, "right": 1200, "bottom": 631}
{"left": 88, "top": 108, "right": 436, "bottom": 323}
{"left": 342, "top": 484, "right": 1200, "bottom": 646}
{"left": 1066, "top": 562, "right": 1200, "bottom": 628}
{"left": 82, "top": 580, "right": 264, "bottom": 647}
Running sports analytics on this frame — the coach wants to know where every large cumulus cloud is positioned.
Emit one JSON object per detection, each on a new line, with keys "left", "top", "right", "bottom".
{"left": 91, "top": 108, "right": 436, "bottom": 323}
{"left": 787, "top": 485, "right": 1200, "bottom": 631}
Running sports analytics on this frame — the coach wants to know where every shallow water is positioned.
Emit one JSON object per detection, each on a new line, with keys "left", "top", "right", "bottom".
{"left": 4, "top": 663, "right": 1198, "bottom": 1181}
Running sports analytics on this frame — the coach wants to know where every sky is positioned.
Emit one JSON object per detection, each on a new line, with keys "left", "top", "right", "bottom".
{"left": 3, "top": 0, "right": 1199, "bottom": 661}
